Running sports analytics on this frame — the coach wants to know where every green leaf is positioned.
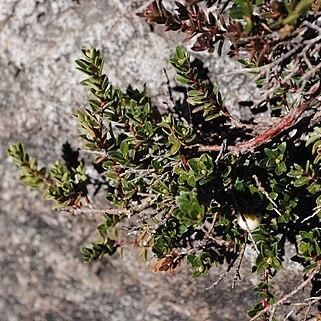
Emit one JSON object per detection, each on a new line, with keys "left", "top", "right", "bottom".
{"left": 170, "top": 140, "right": 181, "bottom": 155}
{"left": 176, "top": 75, "right": 190, "bottom": 85}
{"left": 269, "top": 192, "right": 278, "bottom": 200}
{"left": 264, "top": 148, "right": 278, "bottom": 159}
{"left": 120, "top": 141, "right": 129, "bottom": 157}
{"left": 271, "top": 257, "right": 282, "bottom": 270}
{"left": 247, "top": 302, "right": 264, "bottom": 318}
{"left": 287, "top": 164, "right": 303, "bottom": 177}
{"left": 306, "top": 132, "right": 321, "bottom": 147}
{"left": 295, "top": 0, "right": 314, "bottom": 16}
{"left": 188, "top": 159, "right": 199, "bottom": 172}
{"left": 229, "top": 6, "right": 246, "bottom": 19}
{"left": 187, "top": 175, "right": 196, "bottom": 187}
{"left": 179, "top": 224, "right": 188, "bottom": 234}
{"left": 175, "top": 46, "right": 186, "bottom": 60}
{"left": 234, "top": 180, "right": 244, "bottom": 191}
{"left": 255, "top": 0, "right": 264, "bottom": 5}
{"left": 192, "top": 270, "right": 202, "bottom": 278}
{"left": 187, "top": 255, "right": 202, "bottom": 267}
{"left": 278, "top": 142, "right": 286, "bottom": 154}
{"left": 275, "top": 161, "right": 286, "bottom": 175}
{"left": 293, "top": 176, "right": 311, "bottom": 187}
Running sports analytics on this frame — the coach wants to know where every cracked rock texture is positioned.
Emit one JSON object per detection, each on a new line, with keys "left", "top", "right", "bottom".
{"left": 0, "top": 1, "right": 312, "bottom": 321}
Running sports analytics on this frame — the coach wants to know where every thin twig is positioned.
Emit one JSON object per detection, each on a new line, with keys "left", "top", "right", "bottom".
{"left": 78, "top": 148, "right": 107, "bottom": 156}
{"left": 301, "top": 205, "right": 321, "bottom": 223}
{"left": 249, "top": 261, "right": 321, "bottom": 321}
{"left": 253, "top": 174, "right": 282, "bottom": 216}
{"left": 269, "top": 307, "right": 277, "bottom": 321}
{"left": 31, "top": 166, "right": 57, "bottom": 189}
{"left": 215, "top": 139, "right": 227, "bottom": 164}
{"left": 217, "top": 45, "right": 303, "bottom": 77}
{"left": 303, "top": 302, "right": 313, "bottom": 321}
{"left": 282, "top": 296, "right": 321, "bottom": 320}
{"left": 55, "top": 198, "right": 152, "bottom": 217}
{"left": 283, "top": 309, "right": 294, "bottom": 321}
{"left": 254, "top": 63, "right": 300, "bottom": 105}
{"left": 205, "top": 212, "right": 219, "bottom": 239}
{"left": 206, "top": 258, "right": 236, "bottom": 290}
{"left": 232, "top": 243, "right": 246, "bottom": 289}
{"left": 263, "top": 268, "right": 270, "bottom": 321}
{"left": 206, "top": 270, "right": 229, "bottom": 290}
{"left": 55, "top": 207, "right": 128, "bottom": 215}
{"left": 199, "top": 98, "right": 311, "bottom": 154}
{"left": 119, "top": 168, "right": 156, "bottom": 178}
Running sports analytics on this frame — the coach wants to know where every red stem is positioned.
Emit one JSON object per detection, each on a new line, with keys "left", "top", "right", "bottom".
{"left": 199, "top": 100, "right": 308, "bottom": 153}
{"left": 263, "top": 268, "right": 270, "bottom": 321}
{"left": 27, "top": 164, "right": 57, "bottom": 189}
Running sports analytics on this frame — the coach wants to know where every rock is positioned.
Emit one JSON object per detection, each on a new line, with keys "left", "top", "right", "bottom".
{"left": 0, "top": 1, "right": 315, "bottom": 321}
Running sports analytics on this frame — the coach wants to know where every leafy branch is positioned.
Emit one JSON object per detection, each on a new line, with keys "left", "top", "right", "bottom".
{"left": 8, "top": 142, "right": 89, "bottom": 207}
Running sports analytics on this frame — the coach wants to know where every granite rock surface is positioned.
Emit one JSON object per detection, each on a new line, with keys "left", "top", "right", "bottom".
{"left": 0, "top": 1, "right": 312, "bottom": 321}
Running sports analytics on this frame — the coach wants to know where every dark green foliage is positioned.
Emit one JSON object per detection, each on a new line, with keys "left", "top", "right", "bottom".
{"left": 152, "top": 218, "right": 186, "bottom": 257}
{"left": 47, "top": 161, "right": 88, "bottom": 205}
{"left": 139, "top": 0, "right": 321, "bottom": 111}
{"left": 8, "top": 142, "right": 48, "bottom": 189}
{"left": 260, "top": 143, "right": 287, "bottom": 176}
{"left": 82, "top": 239, "right": 118, "bottom": 263}
{"left": 137, "top": 0, "right": 227, "bottom": 53}
{"left": 169, "top": 46, "right": 226, "bottom": 121}
{"left": 8, "top": 143, "right": 88, "bottom": 206}
{"left": 174, "top": 191, "right": 205, "bottom": 226}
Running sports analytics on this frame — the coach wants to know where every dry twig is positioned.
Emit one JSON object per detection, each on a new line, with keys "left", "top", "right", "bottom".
{"left": 253, "top": 174, "right": 282, "bottom": 217}
{"left": 249, "top": 261, "right": 321, "bottom": 321}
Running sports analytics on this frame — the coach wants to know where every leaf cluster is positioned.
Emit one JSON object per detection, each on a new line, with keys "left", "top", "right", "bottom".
{"left": 137, "top": 0, "right": 227, "bottom": 53}
{"left": 8, "top": 143, "right": 88, "bottom": 207}
{"left": 169, "top": 46, "right": 226, "bottom": 121}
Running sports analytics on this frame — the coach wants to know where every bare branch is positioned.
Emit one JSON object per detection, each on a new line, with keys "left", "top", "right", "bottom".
{"left": 54, "top": 198, "right": 153, "bottom": 217}
{"left": 232, "top": 244, "right": 246, "bottom": 289}
{"left": 253, "top": 174, "right": 282, "bottom": 217}
{"left": 199, "top": 95, "right": 320, "bottom": 154}
{"left": 249, "top": 261, "right": 321, "bottom": 321}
